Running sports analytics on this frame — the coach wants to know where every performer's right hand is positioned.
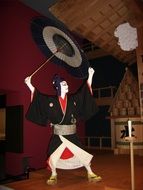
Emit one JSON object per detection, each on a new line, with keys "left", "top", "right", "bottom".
{"left": 24, "top": 76, "right": 35, "bottom": 94}
{"left": 24, "top": 76, "right": 32, "bottom": 85}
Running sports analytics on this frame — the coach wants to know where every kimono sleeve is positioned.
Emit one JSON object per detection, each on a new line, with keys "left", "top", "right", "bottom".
{"left": 74, "top": 83, "right": 98, "bottom": 120}
{"left": 25, "top": 89, "right": 49, "bottom": 126}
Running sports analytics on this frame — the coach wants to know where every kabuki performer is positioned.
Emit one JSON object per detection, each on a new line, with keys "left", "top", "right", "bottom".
{"left": 24, "top": 67, "right": 102, "bottom": 185}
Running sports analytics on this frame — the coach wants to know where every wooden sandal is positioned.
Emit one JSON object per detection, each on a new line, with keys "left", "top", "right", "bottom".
{"left": 46, "top": 175, "right": 57, "bottom": 185}
{"left": 88, "top": 173, "right": 102, "bottom": 182}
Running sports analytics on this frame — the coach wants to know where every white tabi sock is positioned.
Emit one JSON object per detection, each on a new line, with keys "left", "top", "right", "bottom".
{"left": 51, "top": 168, "right": 57, "bottom": 176}
{"left": 84, "top": 164, "right": 94, "bottom": 174}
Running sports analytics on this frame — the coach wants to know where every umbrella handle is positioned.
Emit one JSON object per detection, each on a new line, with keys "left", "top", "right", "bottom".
{"left": 30, "top": 53, "right": 56, "bottom": 78}
{"left": 30, "top": 43, "right": 67, "bottom": 78}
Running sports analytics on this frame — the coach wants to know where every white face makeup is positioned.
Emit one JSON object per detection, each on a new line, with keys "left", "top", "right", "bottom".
{"left": 60, "top": 81, "right": 69, "bottom": 94}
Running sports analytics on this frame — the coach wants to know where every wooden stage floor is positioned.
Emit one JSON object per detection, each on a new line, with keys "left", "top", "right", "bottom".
{"left": 2, "top": 150, "right": 143, "bottom": 190}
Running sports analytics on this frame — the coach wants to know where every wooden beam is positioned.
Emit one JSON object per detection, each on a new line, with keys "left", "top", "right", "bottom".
{"left": 124, "top": 0, "right": 143, "bottom": 27}
{"left": 136, "top": 26, "right": 143, "bottom": 119}
{"left": 85, "top": 49, "right": 109, "bottom": 60}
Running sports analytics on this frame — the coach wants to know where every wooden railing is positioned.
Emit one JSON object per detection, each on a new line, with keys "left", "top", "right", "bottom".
{"left": 93, "top": 86, "right": 116, "bottom": 99}
{"left": 80, "top": 136, "right": 112, "bottom": 150}
{"left": 92, "top": 86, "right": 117, "bottom": 106}
{"left": 82, "top": 42, "right": 99, "bottom": 52}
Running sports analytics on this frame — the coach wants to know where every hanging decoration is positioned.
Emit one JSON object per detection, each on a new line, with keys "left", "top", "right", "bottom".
{"left": 114, "top": 22, "right": 138, "bottom": 51}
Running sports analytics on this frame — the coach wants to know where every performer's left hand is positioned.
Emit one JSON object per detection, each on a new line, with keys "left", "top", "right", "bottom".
{"left": 88, "top": 67, "right": 95, "bottom": 75}
{"left": 88, "top": 67, "right": 95, "bottom": 77}
{"left": 87, "top": 67, "right": 95, "bottom": 87}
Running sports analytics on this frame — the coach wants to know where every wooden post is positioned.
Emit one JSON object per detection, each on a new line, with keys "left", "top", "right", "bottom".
{"left": 136, "top": 26, "right": 143, "bottom": 120}
{"left": 128, "top": 120, "right": 135, "bottom": 190}
{"left": 130, "top": 140, "right": 135, "bottom": 190}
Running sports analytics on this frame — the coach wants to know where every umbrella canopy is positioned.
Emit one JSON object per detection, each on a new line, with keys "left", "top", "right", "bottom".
{"left": 31, "top": 16, "right": 89, "bottom": 79}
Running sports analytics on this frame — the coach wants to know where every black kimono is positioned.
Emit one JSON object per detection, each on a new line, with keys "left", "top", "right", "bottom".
{"left": 26, "top": 82, "right": 98, "bottom": 169}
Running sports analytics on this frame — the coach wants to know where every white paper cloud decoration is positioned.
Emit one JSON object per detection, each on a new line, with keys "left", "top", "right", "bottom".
{"left": 114, "top": 22, "right": 138, "bottom": 51}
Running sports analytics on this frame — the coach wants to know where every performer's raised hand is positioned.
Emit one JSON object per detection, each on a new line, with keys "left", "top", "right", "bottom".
{"left": 24, "top": 76, "right": 32, "bottom": 85}
{"left": 87, "top": 67, "right": 95, "bottom": 87}
{"left": 24, "top": 76, "right": 35, "bottom": 94}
